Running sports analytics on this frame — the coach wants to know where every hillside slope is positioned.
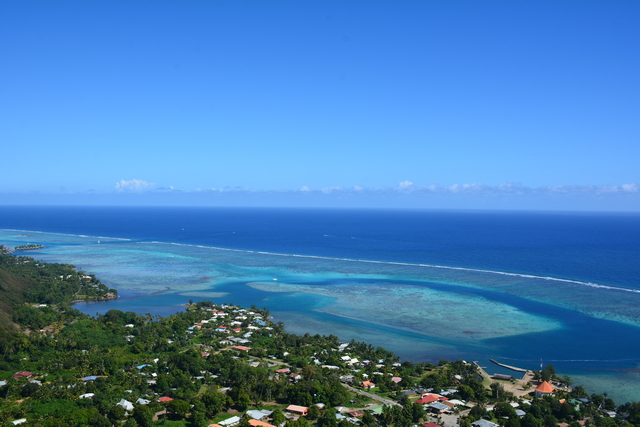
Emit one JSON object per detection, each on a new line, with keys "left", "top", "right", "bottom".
{"left": 0, "top": 266, "right": 35, "bottom": 345}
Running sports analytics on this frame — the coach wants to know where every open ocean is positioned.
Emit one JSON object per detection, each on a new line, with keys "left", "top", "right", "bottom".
{"left": 1, "top": 206, "right": 640, "bottom": 402}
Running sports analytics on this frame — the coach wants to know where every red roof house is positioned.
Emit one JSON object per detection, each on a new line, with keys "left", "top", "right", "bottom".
{"left": 535, "top": 381, "right": 554, "bottom": 397}
{"left": 12, "top": 371, "right": 32, "bottom": 379}
{"left": 286, "top": 405, "right": 308, "bottom": 416}
{"left": 417, "top": 395, "right": 438, "bottom": 404}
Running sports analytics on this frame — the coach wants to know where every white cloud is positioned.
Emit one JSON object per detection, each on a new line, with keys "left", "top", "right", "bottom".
{"left": 109, "top": 180, "right": 640, "bottom": 202}
{"left": 321, "top": 186, "right": 344, "bottom": 194}
{"left": 621, "top": 183, "right": 639, "bottom": 193}
{"left": 115, "top": 179, "right": 154, "bottom": 192}
{"left": 444, "top": 183, "right": 487, "bottom": 194}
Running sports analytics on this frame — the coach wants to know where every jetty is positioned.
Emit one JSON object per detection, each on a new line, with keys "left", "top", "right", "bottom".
{"left": 14, "top": 244, "right": 45, "bottom": 251}
{"left": 490, "top": 359, "right": 528, "bottom": 373}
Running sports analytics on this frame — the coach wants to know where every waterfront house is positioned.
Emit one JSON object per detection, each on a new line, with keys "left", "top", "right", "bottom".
{"left": 535, "top": 381, "right": 554, "bottom": 397}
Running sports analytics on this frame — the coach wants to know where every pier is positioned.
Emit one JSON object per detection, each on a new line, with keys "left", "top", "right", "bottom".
{"left": 490, "top": 359, "right": 528, "bottom": 373}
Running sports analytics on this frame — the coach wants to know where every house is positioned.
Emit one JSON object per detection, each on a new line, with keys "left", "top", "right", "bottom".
{"left": 12, "top": 371, "right": 32, "bottom": 379}
{"left": 159, "top": 396, "right": 174, "bottom": 402}
{"left": 360, "top": 380, "right": 375, "bottom": 389}
{"left": 472, "top": 420, "right": 499, "bottom": 427}
{"left": 427, "top": 402, "right": 450, "bottom": 414}
{"left": 424, "top": 423, "right": 444, "bottom": 427}
{"left": 219, "top": 416, "right": 242, "bottom": 426}
{"left": 219, "top": 417, "right": 241, "bottom": 426}
{"left": 535, "top": 381, "right": 554, "bottom": 397}
{"left": 79, "top": 393, "right": 95, "bottom": 399}
{"left": 416, "top": 394, "right": 441, "bottom": 405}
{"left": 369, "top": 406, "right": 384, "bottom": 415}
{"left": 493, "top": 374, "right": 513, "bottom": 381}
{"left": 286, "top": 405, "right": 309, "bottom": 416}
{"left": 117, "top": 399, "right": 134, "bottom": 411}
{"left": 246, "top": 410, "right": 273, "bottom": 420}
{"left": 249, "top": 420, "right": 276, "bottom": 427}
{"left": 391, "top": 377, "right": 402, "bottom": 384}
{"left": 232, "top": 345, "right": 251, "bottom": 352}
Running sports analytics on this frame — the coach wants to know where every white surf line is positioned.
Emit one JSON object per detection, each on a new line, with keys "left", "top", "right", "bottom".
{"left": 137, "top": 241, "right": 640, "bottom": 295}
{"left": 5, "top": 229, "right": 634, "bottom": 294}
{"left": 0, "top": 228, "right": 131, "bottom": 241}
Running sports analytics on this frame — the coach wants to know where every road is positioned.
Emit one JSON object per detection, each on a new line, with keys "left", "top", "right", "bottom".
{"left": 341, "top": 383, "right": 401, "bottom": 407}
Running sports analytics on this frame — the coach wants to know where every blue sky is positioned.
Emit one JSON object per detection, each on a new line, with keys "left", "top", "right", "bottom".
{"left": 1, "top": 1, "right": 639, "bottom": 210}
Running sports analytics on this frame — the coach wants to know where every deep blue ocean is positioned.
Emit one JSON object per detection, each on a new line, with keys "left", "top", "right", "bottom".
{"left": 1, "top": 206, "right": 640, "bottom": 402}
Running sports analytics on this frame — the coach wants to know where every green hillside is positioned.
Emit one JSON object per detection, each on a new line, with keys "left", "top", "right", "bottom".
{"left": 0, "top": 265, "right": 35, "bottom": 346}
{"left": 0, "top": 246, "right": 118, "bottom": 349}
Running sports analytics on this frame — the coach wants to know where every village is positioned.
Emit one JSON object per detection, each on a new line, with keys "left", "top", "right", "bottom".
{"left": 1, "top": 299, "right": 624, "bottom": 427}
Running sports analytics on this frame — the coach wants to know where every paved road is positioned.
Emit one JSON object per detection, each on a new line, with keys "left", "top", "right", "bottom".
{"left": 341, "top": 383, "right": 401, "bottom": 407}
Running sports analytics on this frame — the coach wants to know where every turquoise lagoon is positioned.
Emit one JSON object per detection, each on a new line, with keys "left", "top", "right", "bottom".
{"left": 2, "top": 226, "right": 640, "bottom": 404}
